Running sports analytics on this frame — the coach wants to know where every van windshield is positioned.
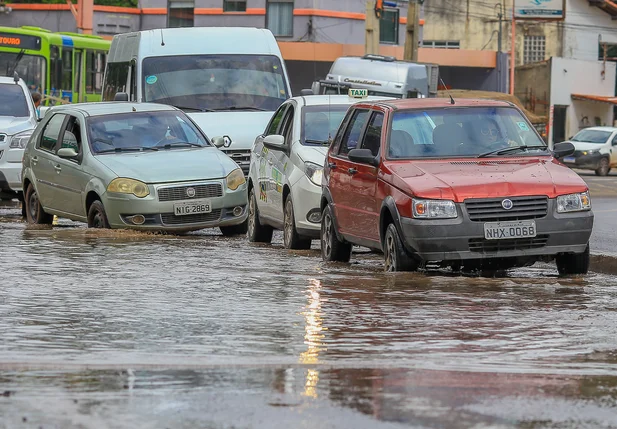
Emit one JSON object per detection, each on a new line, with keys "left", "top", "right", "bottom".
{"left": 142, "top": 54, "right": 289, "bottom": 112}
{"left": 388, "top": 107, "right": 547, "bottom": 159}
{"left": 0, "top": 84, "right": 29, "bottom": 117}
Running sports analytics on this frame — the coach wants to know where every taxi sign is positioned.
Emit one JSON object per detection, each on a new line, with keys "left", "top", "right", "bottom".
{"left": 348, "top": 88, "right": 368, "bottom": 98}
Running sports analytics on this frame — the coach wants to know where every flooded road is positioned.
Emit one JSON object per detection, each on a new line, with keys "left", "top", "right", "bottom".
{"left": 1, "top": 201, "right": 617, "bottom": 428}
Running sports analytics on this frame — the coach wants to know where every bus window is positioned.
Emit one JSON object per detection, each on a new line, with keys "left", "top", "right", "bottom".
{"left": 103, "top": 62, "right": 129, "bottom": 101}
{"left": 74, "top": 50, "right": 82, "bottom": 99}
{"left": 0, "top": 53, "right": 44, "bottom": 92}
{"left": 50, "top": 45, "right": 61, "bottom": 91}
{"left": 97, "top": 53, "right": 106, "bottom": 93}
{"left": 86, "top": 51, "right": 106, "bottom": 94}
{"left": 62, "top": 48, "right": 72, "bottom": 92}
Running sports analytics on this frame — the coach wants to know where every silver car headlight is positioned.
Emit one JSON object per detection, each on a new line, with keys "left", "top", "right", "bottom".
{"left": 412, "top": 198, "right": 458, "bottom": 219}
{"left": 305, "top": 162, "right": 323, "bottom": 186}
{"left": 9, "top": 130, "right": 33, "bottom": 149}
{"left": 556, "top": 191, "right": 591, "bottom": 213}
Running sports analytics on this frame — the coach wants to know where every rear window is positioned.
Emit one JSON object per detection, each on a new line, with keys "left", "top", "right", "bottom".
{"left": 388, "top": 106, "right": 546, "bottom": 159}
{"left": 0, "top": 84, "right": 28, "bottom": 117}
{"left": 301, "top": 105, "right": 349, "bottom": 146}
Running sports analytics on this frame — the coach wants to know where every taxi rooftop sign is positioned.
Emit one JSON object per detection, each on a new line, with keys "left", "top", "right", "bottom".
{"left": 348, "top": 88, "right": 368, "bottom": 98}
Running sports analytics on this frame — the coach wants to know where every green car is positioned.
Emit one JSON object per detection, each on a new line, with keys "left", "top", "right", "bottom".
{"left": 21, "top": 102, "right": 248, "bottom": 234}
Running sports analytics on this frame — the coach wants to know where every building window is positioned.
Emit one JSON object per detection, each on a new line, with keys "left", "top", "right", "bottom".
{"left": 523, "top": 35, "right": 545, "bottom": 64}
{"left": 224, "top": 0, "right": 246, "bottom": 12}
{"left": 379, "top": 8, "right": 399, "bottom": 44}
{"left": 168, "top": 0, "right": 194, "bottom": 28}
{"left": 266, "top": 0, "right": 293, "bottom": 37}
{"left": 421, "top": 40, "right": 460, "bottom": 49}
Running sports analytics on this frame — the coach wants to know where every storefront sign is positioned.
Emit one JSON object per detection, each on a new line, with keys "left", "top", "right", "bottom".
{"left": 514, "top": 0, "right": 565, "bottom": 20}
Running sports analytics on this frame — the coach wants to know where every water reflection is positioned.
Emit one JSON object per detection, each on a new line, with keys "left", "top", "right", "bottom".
{"left": 299, "top": 278, "right": 326, "bottom": 398}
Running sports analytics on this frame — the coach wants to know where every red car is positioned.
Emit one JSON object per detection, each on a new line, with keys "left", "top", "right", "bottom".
{"left": 320, "top": 98, "right": 594, "bottom": 274}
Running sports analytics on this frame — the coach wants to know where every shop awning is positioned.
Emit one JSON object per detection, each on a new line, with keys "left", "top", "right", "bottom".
{"left": 572, "top": 93, "right": 617, "bottom": 104}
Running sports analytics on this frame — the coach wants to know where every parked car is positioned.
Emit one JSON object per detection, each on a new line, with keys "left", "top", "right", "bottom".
{"left": 0, "top": 74, "right": 38, "bottom": 202}
{"left": 320, "top": 98, "right": 594, "bottom": 275}
{"left": 22, "top": 102, "right": 248, "bottom": 234}
{"left": 247, "top": 91, "right": 391, "bottom": 248}
{"left": 559, "top": 126, "right": 617, "bottom": 176}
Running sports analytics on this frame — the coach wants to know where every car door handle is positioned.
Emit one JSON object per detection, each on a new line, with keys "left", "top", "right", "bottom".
{"left": 348, "top": 168, "right": 357, "bottom": 175}
{"left": 31, "top": 156, "right": 38, "bottom": 164}
{"left": 54, "top": 164, "right": 62, "bottom": 172}
{"left": 328, "top": 162, "right": 337, "bottom": 169}
{"left": 267, "top": 159, "right": 273, "bottom": 165}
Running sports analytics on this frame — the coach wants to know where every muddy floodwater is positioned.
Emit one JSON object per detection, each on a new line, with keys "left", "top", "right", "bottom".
{"left": 1, "top": 201, "right": 617, "bottom": 428}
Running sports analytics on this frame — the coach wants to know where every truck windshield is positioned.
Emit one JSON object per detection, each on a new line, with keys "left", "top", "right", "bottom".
{"left": 571, "top": 129, "right": 611, "bottom": 144}
{"left": 388, "top": 107, "right": 547, "bottom": 159}
{"left": 142, "top": 54, "right": 289, "bottom": 112}
{"left": 301, "top": 105, "right": 349, "bottom": 146}
{"left": 0, "top": 84, "right": 29, "bottom": 117}
{"left": 0, "top": 53, "right": 44, "bottom": 93}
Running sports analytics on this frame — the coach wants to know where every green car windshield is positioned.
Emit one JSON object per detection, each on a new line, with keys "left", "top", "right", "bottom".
{"left": 388, "top": 107, "right": 547, "bottom": 159}
{"left": 88, "top": 111, "right": 210, "bottom": 154}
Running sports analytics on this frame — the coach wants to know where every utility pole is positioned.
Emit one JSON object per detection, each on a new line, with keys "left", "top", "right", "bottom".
{"left": 365, "top": 0, "right": 380, "bottom": 55}
{"left": 404, "top": 0, "right": 419, "bottom": 61}
{"left": 496, "top": 3, "right": 503, "bottom": 52}
{"left": 510, "top": 1, "right": 515, "bottom": 95}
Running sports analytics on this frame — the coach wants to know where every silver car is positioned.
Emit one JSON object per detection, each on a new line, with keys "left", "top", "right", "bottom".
{"left": 22, "top": 102, "right": 248, "bottom": 234}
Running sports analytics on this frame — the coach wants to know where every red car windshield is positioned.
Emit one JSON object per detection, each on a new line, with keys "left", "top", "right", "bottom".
{"left": 388, "top": 107, "right": 547, "bottom": 159}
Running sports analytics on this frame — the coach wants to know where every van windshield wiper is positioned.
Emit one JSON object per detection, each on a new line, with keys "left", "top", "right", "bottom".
{"left": 173, "top": 105, "right": 215, "bottom": 112}
{"left": 96, "top": 147, "right": 158, "bottom": 154}
{"left": 305, "top": 139, "right": 330, "bottom": 146}
{"left": 214, "top": 106, "right": 267, "bottom": 112}
{"left": 477, "top": 145, "right": 546, "bottom": 158}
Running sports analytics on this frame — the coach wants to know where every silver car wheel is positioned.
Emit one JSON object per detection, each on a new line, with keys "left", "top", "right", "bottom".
{"left": 322, "top": 213, "right": 332, "bottom": 258}
{"left": 248, "top": 191, "right": 256, "bottom": 237}
{"left": 385, "top": 233, "right": 396, "bottom": 272}
{"left": 284, "top": 199, "right": 293, "bottom": 248}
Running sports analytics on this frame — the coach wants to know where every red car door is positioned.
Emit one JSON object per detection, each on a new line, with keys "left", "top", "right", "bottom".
{"left": 346, "top": 111, "right": 384, "bottom": 244}
{"left": 328, "top": 109, "right": 371, "bottom": 237}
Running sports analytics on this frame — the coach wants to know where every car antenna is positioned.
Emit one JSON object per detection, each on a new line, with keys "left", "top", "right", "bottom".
{"left": 160, "top": 29, "right": 165, "bottom": 46}
{"left": 440, "top": 78, "right": 455, "bottom": 104}
{"left": 13, "top": 71, "right": 19, "bottom": 84}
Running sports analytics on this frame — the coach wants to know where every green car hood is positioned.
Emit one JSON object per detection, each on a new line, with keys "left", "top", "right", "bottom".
{"left": 98, "top": 147, "right": 239, "bottom": 183}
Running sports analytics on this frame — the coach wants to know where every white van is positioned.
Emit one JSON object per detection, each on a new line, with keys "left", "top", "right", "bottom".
{"left": 311, "top": 54, "right": 439, "bottom": 99}
{"left": 102, "top": 27, "right": 292, "bottom": 175}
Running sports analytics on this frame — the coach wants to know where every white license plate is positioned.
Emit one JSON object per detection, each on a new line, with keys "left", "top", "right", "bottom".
{"left": 484, "top": 220, "right": 537, "bottom": 240}
{"left": 563, "top": 156, "right": 575, "bottom": 163}
{"left": 173, "top": 199, "right": 211, "bottom": 216}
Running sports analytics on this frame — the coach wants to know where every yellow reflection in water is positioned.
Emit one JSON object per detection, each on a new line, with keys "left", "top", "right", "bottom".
{"left": 299, "top": 278, "right": 326, "bottom": 398}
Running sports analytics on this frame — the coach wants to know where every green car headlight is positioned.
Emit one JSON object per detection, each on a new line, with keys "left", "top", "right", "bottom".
{"left": 226, "top": 168, "right": 246, "bottom": 191}
{"left": 107, "top": 178, "right": 150, "bottom": 198}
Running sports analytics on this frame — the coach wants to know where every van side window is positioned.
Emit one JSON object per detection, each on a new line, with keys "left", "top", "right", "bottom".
{"left": 103, "top": 62, "right": 130, "bottom": 101}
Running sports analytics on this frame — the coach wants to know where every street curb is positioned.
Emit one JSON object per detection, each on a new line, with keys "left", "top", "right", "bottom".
{"left": 590, "top": 254, "right": 617, "bottom": 276}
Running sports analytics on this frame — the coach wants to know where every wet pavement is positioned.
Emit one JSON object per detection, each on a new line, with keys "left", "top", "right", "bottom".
{"left": 2, "top": 200, "right": 617, "bottom": 428}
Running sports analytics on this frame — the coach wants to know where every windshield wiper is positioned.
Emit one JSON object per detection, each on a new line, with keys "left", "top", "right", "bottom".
{"left": 96, "top": 147, "right": 158, "bottom": 154}
{"left": 214, "top": 106, "right": 267, "bottom": 112}
{"left": 160, "top": 142, "right": 203, "bottom": 149}
{"left": 8, "top": 49, "right": 25, "bottom": 75}
{"left": 305, "top": 139, "right": 330, "bottom": 146}
{"left": 477, "top": 145, "right": 546, "bottom": 158}
{"left": 173, "top": 105, "right": 215, "bottom": 113}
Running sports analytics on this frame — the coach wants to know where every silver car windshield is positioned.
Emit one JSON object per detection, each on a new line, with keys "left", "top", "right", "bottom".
{"left": 141, "top": 54, "right": 289, "bottom": 112}
{"left": 388, "top": 107, "right": 547, "bottom": 159}
{"left": 87, "top": 111, "right": 210, "bottom": 154}
{"left": 0, "top": 83, "right": 29, "bottom": 117}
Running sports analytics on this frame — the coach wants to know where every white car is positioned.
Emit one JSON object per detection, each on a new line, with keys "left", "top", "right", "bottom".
{"left": 0, "top": 74, "right": 38, "bottom": 202}
{"left": 560, "top": 126, "right": 617, "bottom": 176}
{"left": 246, "top": 92, "right": 391, "bottom": 249}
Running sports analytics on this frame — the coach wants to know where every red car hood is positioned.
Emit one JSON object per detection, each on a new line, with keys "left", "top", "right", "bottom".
{"left": 385, "top": 157, "right": 589, "bottom": 202}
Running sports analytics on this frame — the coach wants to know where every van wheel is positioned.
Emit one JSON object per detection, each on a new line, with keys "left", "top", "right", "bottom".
{"left": 284, "top": 197, "right": 311, "bottom": 250}
{"left": 220, "top": 221, "right": 248, "bottom": 237}
{"left": 247, "top": 187, "right": 273, "bottom": 243}
{"left": 321, "top": 204, "right": 351, "bottom": 262}
{"left": 384, "top": 223, "right": 417, "bottom": 272}
{"left": 595, "top": 158, "right": 610, "bottom": 176}
{"left": 556, "top": 244, "right": 590, "bottom": 275}
{"left": 25, "top": 184, "right": 53, "bottom": 225}
{"left": 87, "top": 200, "right": 110, "bottom": 228}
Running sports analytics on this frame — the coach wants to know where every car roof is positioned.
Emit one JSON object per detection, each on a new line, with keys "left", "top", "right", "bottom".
{"left": 363, "top": 97, "right": 515, "bottom": 110}
{"left": 49, "top": 102, "right": 178, "bottom": 117}
{"left": 294, "top": 94, "right": 393, "bottom": 107}
{"left": 576, "top": 126, "right": 617, "bottom": 132}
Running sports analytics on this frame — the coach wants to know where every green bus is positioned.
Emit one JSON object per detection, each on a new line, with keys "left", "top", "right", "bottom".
{"left": 0, "top": 26, "right": 111, "bottom": 105}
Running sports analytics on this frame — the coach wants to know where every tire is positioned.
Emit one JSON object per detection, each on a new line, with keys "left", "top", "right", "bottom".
{"left": 556, "top": 244, "right": 590, "bottom": 275}
{"left": 283, "top": 197, "right": 311, "bottom": 250}
{"left": 25, "top": 183, "right": 53, "bottom": 225}
{"left": 220, "top": 220, "right": 248, "bottom": 237}
{"left": 247, "top": 187, "right": 273, "bottom": 243}
{"left": 87, "top": 200, "right": 110, "bottom": 228}
{"left": 320, "top": 204, "right": 352, "bottom": 263}
{"left": 595, "top": 158, "right": 610, "bottom": 176}
{"left": 383, "top": 223, "right": 418, "bottom": 272}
